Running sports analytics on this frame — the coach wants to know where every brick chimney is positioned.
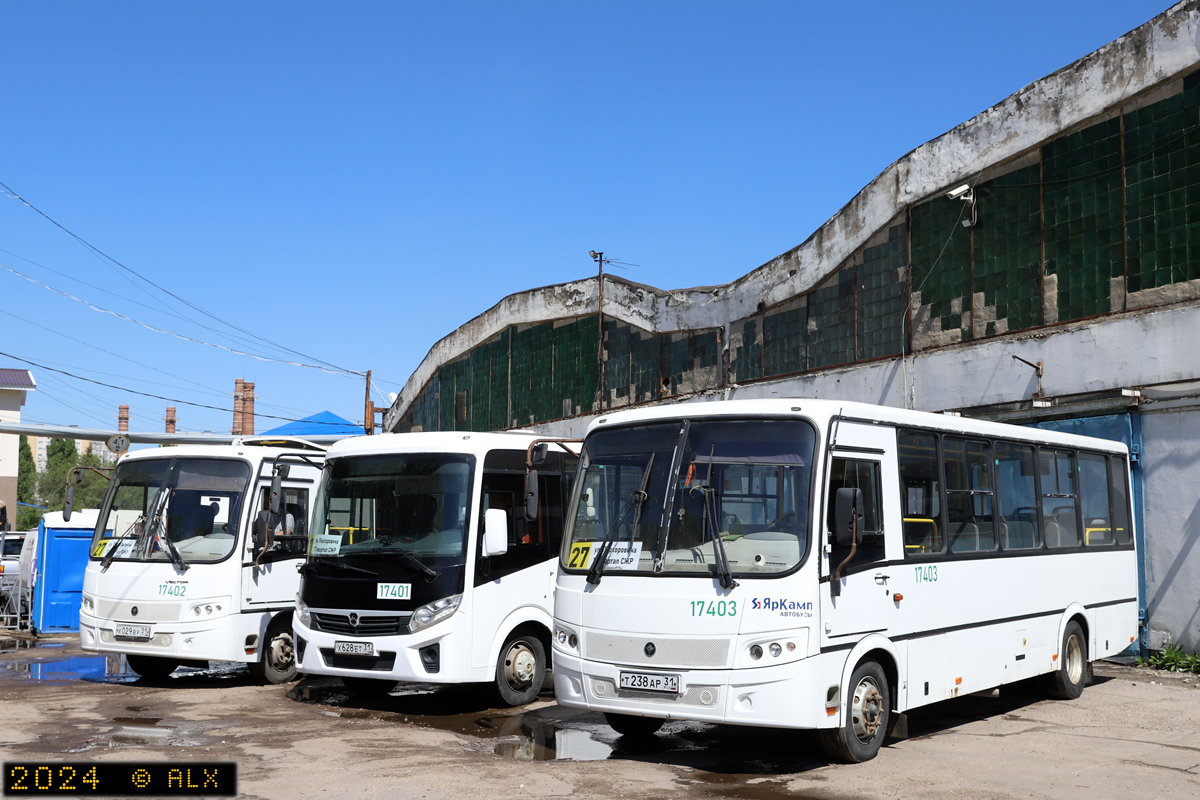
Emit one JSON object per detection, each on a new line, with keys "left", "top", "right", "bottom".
{"left": 118, "top": 404, "right": 129, "bottom": 432}
{"left": 242, "top": 382, "right": 255, "bottom": 435}
{"left": 165, "top": 406, "right": 176, "bottom": 434}
{"left": 233, "top": 378, "right": 245, "bottom": 436}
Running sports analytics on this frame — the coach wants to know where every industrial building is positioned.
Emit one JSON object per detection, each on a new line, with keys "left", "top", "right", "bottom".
{"left": 384, "top": 3, "right": 1200, "bottom": 652}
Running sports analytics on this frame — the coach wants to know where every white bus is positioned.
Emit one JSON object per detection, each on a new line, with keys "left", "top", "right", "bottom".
{"left": 552, "top": 399, "right": 1137, "bottom": 761}
{"left": 79, "top": 438, "right": 326, "bottom": 683}
{"left": 293, "top": 432, "right": 576, "bottom": 705}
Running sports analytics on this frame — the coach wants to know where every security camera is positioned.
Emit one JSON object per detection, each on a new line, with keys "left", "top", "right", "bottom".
{"left": 946, "top": 184, "right": 972, "bottom": 200}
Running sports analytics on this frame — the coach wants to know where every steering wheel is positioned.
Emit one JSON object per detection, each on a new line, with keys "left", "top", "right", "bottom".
{"left": 771, "top": 510, "right": 798, "bottom": 526}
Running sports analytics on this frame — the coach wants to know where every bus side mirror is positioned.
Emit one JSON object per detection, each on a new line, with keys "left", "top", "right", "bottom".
{"left": 530, "top": 442, "right": 550, "bottom": 466}
{"left": 268, "top": 474, "right": 283, "bottom": 516}
{"left": 483, "top": 508, "right": 509, "bottom": 557}
{"left": 63, "top": 469, "right": 86, "bottom": 522}
{"left": 524, "top": 470, "right": 539, "bottom": 521}
{"left": 252, "top": 509, "right": 272, "bottom": 557}
{"left": 833, "top": 488, "right": 863, "bottom": 548}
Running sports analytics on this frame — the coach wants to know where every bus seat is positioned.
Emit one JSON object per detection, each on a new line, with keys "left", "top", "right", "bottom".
{"left": 1002, "top": 520, "right": 1036, "bottom": 549}
{"left": 949, "top": 522, "right": 979, "bottom": 553}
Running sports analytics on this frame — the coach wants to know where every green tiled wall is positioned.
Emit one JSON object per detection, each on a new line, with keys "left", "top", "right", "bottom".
{"left": 973, "top": 165, "right": 1043, "bottom": 333}
{"left": 395, "top": 71, "right": 1200, "bottom": 433}
{"left": 730, "top": 317, "right": 762, "bottom": 382}
{"left": 857, "top": 224, "right": 908, "bottom": 359}
{"left": 911, "top": 197, "right": 972, "bottom": 339}
{"left": 1125, "top": 72, "right": 1200, "bottom": 292}
{"left": 808, "top": 270, "right": 856, "bottom": 369}
{"left": 1043, "top": 117, "right": 1123, "bottom": 319}
{"left": 763, "top": 303, "right": 805, "bottom": 377}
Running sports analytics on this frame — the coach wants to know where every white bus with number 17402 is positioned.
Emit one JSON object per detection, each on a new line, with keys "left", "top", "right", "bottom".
{"left": 552, "top": 399, "right": 1137, "bottom": 762}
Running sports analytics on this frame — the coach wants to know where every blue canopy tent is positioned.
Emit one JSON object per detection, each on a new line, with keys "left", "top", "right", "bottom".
{"left": 260, "top": 411, "right": 362, "bottom": 438}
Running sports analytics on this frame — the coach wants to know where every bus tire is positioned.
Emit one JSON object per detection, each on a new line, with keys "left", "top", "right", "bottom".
{"left": 495, "top": 631, "right": 545, "bottom": 707}
{"left": 249, "top": 617, "right": 298, "bottom": 684}
{"left": 126, "top": 654, "right": 179, "bottom": 680}
{"left": 342, "top": 677, "right": 396, "bottom": 697}
{"left": 1046, "top": 620, "right": 1087, "bottom": 700}
{"left": 603, "top": 713, "right": 664, "bottom": 738}
{"left": 819, "top": 660, "right": 890, "bottom": 763}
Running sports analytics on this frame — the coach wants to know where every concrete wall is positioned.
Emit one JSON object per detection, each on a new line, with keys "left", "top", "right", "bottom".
{"left": 0, "top": 389, "right": 26, "bottom": 528}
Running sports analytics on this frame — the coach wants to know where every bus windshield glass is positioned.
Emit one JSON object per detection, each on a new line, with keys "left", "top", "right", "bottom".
{"left": 563, "top": 418, "right": 817, "bottom": 577}
{"left": 91, "top": 458, "right": 251, "bottom": 564}
{"left": 309, "top": 454, "right": 474, "bottom": 568}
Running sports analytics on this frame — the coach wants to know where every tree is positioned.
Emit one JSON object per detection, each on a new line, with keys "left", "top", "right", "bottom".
{"left": 37, "top": 439, "right": 111, "bottom": 514}
{"left": 15, "top": 436, "right": 42, "bottom": 530}
{"left": 17, "top": 436, "right": 36, "bottom": 504}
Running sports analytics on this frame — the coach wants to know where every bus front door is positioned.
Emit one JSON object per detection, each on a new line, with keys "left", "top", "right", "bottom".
{"left": 820, "top": 440, "right": 900, "bottom": 641}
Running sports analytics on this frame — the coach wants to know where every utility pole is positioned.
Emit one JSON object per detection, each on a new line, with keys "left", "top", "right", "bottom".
{"left": 364, "top": 370, "right": 374, "bottom": 435}
{"left": 590, "top": 251, "right": 604, "bottom": 411}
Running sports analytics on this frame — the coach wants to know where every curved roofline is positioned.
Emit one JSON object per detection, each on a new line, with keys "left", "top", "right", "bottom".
{"left": 388, "top": 2, "right": 1200, "bottom": 428}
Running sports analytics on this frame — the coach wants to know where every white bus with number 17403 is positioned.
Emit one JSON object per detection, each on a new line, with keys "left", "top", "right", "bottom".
{"left": 552, "top": 399, "right": 1137, "bottom": 762}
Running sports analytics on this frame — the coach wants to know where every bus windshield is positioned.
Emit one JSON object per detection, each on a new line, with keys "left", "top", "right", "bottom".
{"left": 91, "top": 458, "right": 251, "bottom": 564}
{"left": 563, "top": 418, "right": 817, "bottom": 577}
{"left": 309, "top": 454, "right": 474, "bottom": 568}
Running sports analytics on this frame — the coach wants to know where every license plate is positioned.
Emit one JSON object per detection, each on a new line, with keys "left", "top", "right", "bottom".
{"left": 334, "top": 640, "right": 375, "bottom": 656}
{"left": 115, "top": 624, "right": 151, "bottom": 641}
{"left": 619, "top": 671, "right": 680, "bottom": 693}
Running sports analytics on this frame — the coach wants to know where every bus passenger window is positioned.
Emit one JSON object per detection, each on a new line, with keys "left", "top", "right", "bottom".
{"left": 995, "top": 442, "right": 1039, "bottom": 550}
{"left": 1109, "top": 456, "right": 1133, "bottom": 546}
{"left": 827, "top": 457, "right": 883, "bottom": 568}
{"left": 945, "top": 437, "right": 995, "bottom": 553}
{"left": 1040, "top": 450, "right": 1080, "bottom": 548}
{"left": 1078, "top": 453, "right": 1112, "bottom": 546}
{"left": 898, "top": 431, "right": 941, "bottom": 555}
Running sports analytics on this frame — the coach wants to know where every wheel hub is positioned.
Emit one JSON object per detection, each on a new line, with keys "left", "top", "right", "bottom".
{"left": 1065, "top": 634, "right": 1084, "bottom": 684}
{"left": 504, "top": 642, "right": 536, "bottom": 688}
{"left": 269, "top": 631, "right": 295, "bottom": 670}
{"left": 851, "top": 677, "right": 884, "bottom": 743}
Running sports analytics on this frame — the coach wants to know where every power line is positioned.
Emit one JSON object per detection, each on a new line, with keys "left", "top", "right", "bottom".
{"left": 0, "top": 349, "right": 355, "bottom": 428}
{"left": 0, "top": 179, "right": 359, "bottom": 375}
{"left": 0, "top": 260, "right": 362, "bottom": 374}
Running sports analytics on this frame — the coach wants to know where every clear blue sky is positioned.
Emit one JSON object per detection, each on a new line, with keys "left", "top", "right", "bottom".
{"left": 0, "top": 1, "right": 1171, "bottom": 436}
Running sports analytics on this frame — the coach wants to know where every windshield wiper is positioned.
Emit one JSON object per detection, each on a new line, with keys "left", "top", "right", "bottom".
{"left": 385, "top": 549, "right": 439, "bottom": 581}
{"left": 100, "top": 515, "right": 142, "bottom": 569}
{"left": 156, "top": 526, "right": 190, "bottom": 573}
{"left": 694, "top": 446, "right": 737, "bottom": 590}
{"left": 587, "top": 452, "right": 655, "bottom": 587}
{"left": 301, "top": 560, "right": 379, "bottom": 578}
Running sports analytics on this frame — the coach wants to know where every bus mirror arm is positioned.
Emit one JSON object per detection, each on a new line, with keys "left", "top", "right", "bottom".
{"left": 252, "top": 510, "right": 273, "bottom": 560}
{"left": 831, "top": 488, "right": 863, "bottom": 597}
{"left": 524, "top": 469, "right": 539, "bottom": 521}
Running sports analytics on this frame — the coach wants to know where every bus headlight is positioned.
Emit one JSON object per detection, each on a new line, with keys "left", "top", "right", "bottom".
{"left": 296, "top": 596, "right": 311, "bottom": 628}
{"left": 409, "top": 594, "right": 462, "bottom": 633}
{"left": 81, "top": 594, "right": 94, "bottom": 613}
{"left": 188, "top": 599, "right": 228, "bottom": 618}
{"left": 553, "top": 625, "right": 579, "bottom": 652}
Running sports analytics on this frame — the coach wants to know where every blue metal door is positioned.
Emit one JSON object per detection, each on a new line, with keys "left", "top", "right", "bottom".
{"left": 1028, "top": 413, "right": 1146, "bottom": 655}
{"left": 32, "top": 519, "right": 94, "bottom": 633}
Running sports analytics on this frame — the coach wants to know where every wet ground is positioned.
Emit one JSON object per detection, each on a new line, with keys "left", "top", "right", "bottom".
{"left": 2, "top": 633, "right": 1200, "bottom": 799}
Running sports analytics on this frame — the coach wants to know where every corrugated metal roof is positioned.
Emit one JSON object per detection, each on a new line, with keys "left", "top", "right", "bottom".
{"left": 0, "top": 368, "right": 35, "bottom": 389}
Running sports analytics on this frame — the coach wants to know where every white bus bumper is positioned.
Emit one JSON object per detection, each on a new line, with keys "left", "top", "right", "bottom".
{"left": 553, "top": 649, "right": 833, "bottom": 729}
{"left": 78, "top": 609, "right": 253, "bottom": 664}
{"left": 293, "top": 612, "right": 470, "bottom": 684}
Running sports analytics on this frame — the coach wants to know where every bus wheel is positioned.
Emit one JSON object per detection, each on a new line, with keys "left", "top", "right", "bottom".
{"left": 1046, "top": 620, "right": 1087, "bottom": 700}
{"left": 342, "top": 677, "right": 396, "bottom": 697}
{"left": 250, "top": 618, "right": 297, "bottom": 684}
{"left": 603, "top": 713, "right": 664, "bottom": 738}
{"left": 819, "top": 660, "right": 890, "bottom": 763}
{"left": 126, "top": 654, "right": 179, "bottom": 680}
{"left": 495, "top": 632, "right": 545, "bottom": 707}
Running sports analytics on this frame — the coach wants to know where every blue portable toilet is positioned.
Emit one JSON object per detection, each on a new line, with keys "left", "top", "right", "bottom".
{"left": 32, "top": 510, "right": 100, "bottom": 634}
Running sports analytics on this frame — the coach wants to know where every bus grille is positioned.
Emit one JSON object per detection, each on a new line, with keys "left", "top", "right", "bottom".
{"left": 319, "top": 649, "right": 397, "bottom": 672}
{"left": 585, "top": 632, "right": 730, "bottom": 668}
{"left": 591, "top": 678, "right": 720, "bottom": 708}
{"left": 311, "top": 612, "right": 410, "bottom": 636}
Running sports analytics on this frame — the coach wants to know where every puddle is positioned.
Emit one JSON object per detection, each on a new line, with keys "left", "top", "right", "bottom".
{"left": 0, "top": 653, "right": 134, "bottom": 682}
{"left": 0, "top": 638, "right": 44, "bottom": 651}
{"left": 290, "top": 676, "right": 830, "bottom": 780}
